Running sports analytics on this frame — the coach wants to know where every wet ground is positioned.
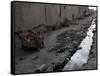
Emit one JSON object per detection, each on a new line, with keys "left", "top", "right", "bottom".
{"left": 14, "top": 16, "right": 97, "bottom": 74}
{"left": 81, "top": 32, "right": 97, "bottom": 70}
{"left": 62, "top": 19, "right": 96, "bottom": 71}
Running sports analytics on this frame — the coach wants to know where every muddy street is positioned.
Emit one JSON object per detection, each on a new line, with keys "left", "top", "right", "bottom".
{"left": 11, "top": 2, "right": 97, "bottom": 75}
{"left": 14, "top": 15, "right": 96, "bottom": 74}
{"left": 63, "top": 19, "right": 96, "bottom": 71}
{"left": 81, "top": 31, "right": 97, "bottom": 70}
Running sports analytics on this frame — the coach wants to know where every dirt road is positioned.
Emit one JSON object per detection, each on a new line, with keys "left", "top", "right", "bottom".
{"left": 15, "top": 16, "right": 95, "bottom": 74}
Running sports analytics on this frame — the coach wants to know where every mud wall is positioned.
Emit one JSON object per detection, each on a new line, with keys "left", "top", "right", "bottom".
{"left": 14, "top": 2, "right": 89, "bottom": 32}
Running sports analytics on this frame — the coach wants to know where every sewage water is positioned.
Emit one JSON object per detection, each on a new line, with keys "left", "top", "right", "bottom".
{"left": 63, "top": 19, "right": 96, "bottom": 71}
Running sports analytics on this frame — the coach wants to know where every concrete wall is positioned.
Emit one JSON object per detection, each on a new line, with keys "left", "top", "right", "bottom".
{"left": 14, "top": 3, "right": 46, "bottom": 31}
{"left": 14, "top": 2, "right": 89, "bottom": 32}
{"left": 63, "top": 6, "right": 80, "bottom": 20}
{"left": 44, "top": 4, "right": 60, "bottom": 25}
{"left": 14, "top": 2, "right": 24, "bottom": 32}
{"left": 78, "top": 6, "right": 89, "bottom": 17}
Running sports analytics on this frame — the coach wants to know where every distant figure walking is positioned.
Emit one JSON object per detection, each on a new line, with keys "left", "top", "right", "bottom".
{"left": 37, "top": 31, "right": 44, "bottom": 48}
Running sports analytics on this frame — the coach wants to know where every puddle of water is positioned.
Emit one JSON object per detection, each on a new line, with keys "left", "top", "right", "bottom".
{"left": 63, "top": 19, "right": 96, "bottom": 71}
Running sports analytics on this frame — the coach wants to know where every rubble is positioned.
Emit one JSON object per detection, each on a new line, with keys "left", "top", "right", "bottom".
{"left": 15, "top": 15, "right": 94, "bottom": 74}
{"left": 34, "top": 64, "right": 48, "bottom": 73}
